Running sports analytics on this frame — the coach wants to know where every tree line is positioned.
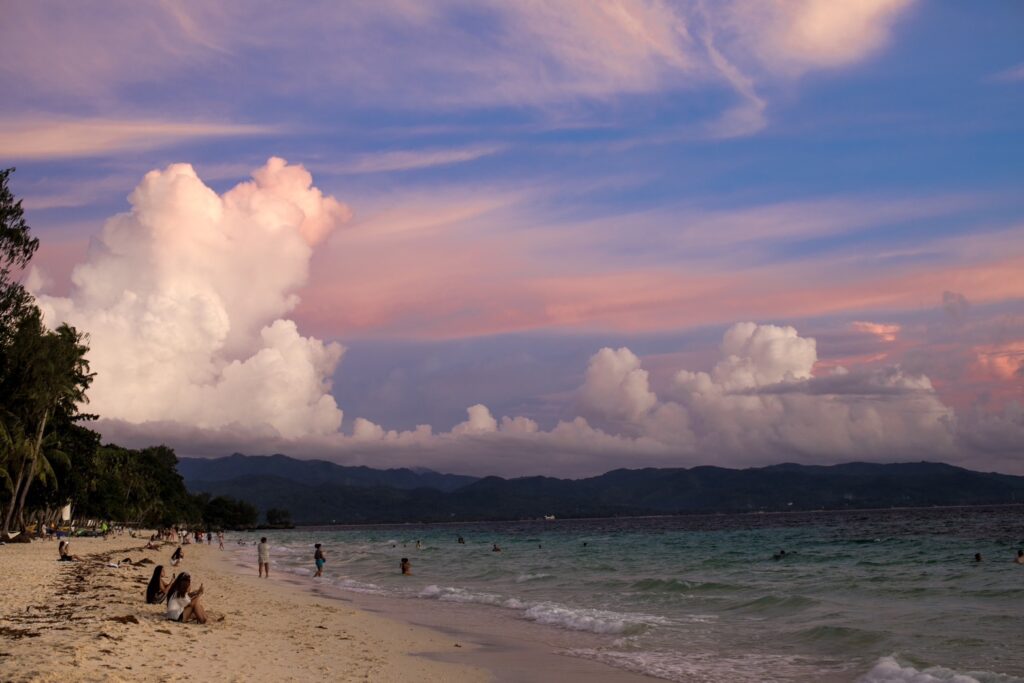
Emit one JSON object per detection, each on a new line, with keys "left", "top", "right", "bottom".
{"left": 0, "top": 168, "right": 259, "bottom": 537}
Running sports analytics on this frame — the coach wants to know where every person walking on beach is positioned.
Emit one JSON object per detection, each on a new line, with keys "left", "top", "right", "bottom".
{"left": 217, "top": 531, "right": 224, "bottom": 550}
{"left": 314, "top": 543, "right": 325, "bottom": 577}
{"left": 258, "top": 537, "right": 270, "bottom": 577}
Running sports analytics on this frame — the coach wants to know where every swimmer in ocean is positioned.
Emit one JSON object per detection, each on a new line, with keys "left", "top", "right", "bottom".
{"left": 1017, "top": 550, "right": 1024, "bottom": 565}
{"left": 400, "top": 557, "right": 412, "bottom": 575}
{"left": 975, "top": 553, "right": 982, "bottom": 562}
{"left": 492, "top": 543, "right": 501, "bottom": 552}
{"left": 773, "top": 549, "right": 787, "bottom": 561}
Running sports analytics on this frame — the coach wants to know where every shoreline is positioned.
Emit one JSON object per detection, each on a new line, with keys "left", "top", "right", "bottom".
{"left": 291, "top": 502, "right": 1024, "bottom": 530}
{"left": 231, "top": 545, "right": 656, "bottom": 683}
{"left": 0, "top": 535, "right": 490, "bottom": 682}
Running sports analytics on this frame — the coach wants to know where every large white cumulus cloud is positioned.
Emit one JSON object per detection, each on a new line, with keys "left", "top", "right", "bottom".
{"left": 577, "top": 322, "right": 955, "bottom": 464}
{"left": 34, "top": 158, "right": 350, "bottom": 438}
{"left": 667, "top": 323, "right": 955, "bottom": 462}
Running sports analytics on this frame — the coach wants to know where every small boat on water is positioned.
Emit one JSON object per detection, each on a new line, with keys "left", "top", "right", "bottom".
{"left": 543, "top": 514, "right": 556, "bottom": 521}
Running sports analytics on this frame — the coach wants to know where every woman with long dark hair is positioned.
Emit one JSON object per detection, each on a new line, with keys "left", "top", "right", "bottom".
{"left": 170, "top": 546, "right": 184, "bottom": 567}
{"left": 165, "top": 572, "right": 208, "bottom": 624}
{"left": 146, "top": 565, "right": 170, "bottom": 604}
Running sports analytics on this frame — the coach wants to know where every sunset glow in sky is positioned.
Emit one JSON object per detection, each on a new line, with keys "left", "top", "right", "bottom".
{"left": 2, "top": 1, "right": 1022, "bottom": 476}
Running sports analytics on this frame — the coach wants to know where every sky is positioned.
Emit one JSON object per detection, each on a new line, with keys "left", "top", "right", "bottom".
{"left": 1, "top": 0, "right": 1022, "bottom": 477}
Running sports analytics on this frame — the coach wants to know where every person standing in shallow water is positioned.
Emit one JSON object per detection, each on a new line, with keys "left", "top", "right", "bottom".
{"left": 400, "top": 558, "right": 412, "bottom": 575}
{"left": 314, "top": 543, "right": 325, "bottom": 577}
{"left": 258, "top": 537, "right": 270, "bottom": 577}
{"left": 1016, "top": 550, "right": 1024, "bottom": 565}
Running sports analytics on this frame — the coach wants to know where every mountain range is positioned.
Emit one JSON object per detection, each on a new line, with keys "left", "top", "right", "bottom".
{"left": 179, "top": 454, "right": 1024, "bottom": 525}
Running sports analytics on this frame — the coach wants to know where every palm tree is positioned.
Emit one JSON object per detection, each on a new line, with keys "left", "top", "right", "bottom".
{"left": 1, "top": 322, "right": 92, "bottom": 537}
{"left": 0, "top": 411, "right": 23, "bottom": 501}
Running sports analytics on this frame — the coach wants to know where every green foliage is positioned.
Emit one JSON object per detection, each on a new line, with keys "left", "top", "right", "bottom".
{"left": 202, "top": 495, "right": 258, "bottom": 530}
{"left": 1, "top": 308, "right": 94, "bottom": 534}
{"left": 265, "top": 507, "right": 292, "bottom": 527}
{"left": 0, "top": 168, "right": 38, "bottom": 275}
{"left": 0, "top": 168, "right": 39, "bottom": 351}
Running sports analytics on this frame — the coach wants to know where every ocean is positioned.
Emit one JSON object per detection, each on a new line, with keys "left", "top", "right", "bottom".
{"left": 232, "top": 506, "right": 1024, "bottom": 682}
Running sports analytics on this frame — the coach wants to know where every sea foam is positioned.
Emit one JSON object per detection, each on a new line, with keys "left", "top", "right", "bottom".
{"left": 567, "top": 649, "right": 827, "bottom": 682}
{"left": 523, "top": 602, "right": 670, "bottom": 635}
{"left": 417, "top": 585, "right": 668, "bottom": 635}
{"left": 857, "top": 656, "right": 1017, "bottom": 683}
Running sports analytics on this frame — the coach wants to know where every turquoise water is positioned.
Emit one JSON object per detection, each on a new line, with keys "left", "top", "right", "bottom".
{"left": 237, "top": 507, "right": 1024, "bottom": 682}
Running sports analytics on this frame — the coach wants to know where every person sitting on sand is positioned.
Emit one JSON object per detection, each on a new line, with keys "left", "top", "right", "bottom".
{"left": 171, "top": 546, "right": 184, "bottom": 567}
{"left": 314, "top": 543, "right": 326, "bottom": 578}
{"left": 165, "top": 572, "right": 207, "bottom": 624}
{"left": 1016, "top": 550, "right": 1024, "bottom": 565}
{"left": 400, "top": 558, "right": 412, "bottom": 575}
{"left": 147, "top": 565, "right": 171, "bottom": 604}
{"left": 58, "top": 540, "right": 79, "bottom": 561}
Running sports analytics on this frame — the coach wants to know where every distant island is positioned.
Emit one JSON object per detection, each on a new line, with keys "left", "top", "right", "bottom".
{"left": 180, "top": 454, "right": 1024, "bottom": 526}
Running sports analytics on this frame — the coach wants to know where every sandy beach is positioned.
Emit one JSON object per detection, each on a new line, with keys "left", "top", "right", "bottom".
{"left": 0, "top": 535, "right": 490, "bottom": 682}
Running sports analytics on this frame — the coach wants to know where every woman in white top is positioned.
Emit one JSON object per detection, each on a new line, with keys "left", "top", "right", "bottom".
{"left": 165, "top": 572, "right": 207, "bottom": 623}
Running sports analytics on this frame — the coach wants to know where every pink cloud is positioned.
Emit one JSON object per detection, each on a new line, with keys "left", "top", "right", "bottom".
{"left": 296, "top": 241, "right": 1024, "bottom": 340}
{"left": 27, "top": 238, "right": 90, "bottom": 295}
{"left": 851, "top": 321, "right": 901, "bottom": 342}
{"left": 726, "top": 0, "right": 916, "bottom": 75}
{"left": 972, "top": 341, "right": 1024, "bottom": 381}
{"left": 0, "top": 117, "right": 274, "bottom": 160}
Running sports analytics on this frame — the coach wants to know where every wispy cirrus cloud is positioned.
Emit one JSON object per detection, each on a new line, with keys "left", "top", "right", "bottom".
{"left": 722, "top": 0, "right": 916, "bottom": 76}
{"left": 1, "top": 1, "right": 917, "bottom": 140}
{"left": 0, "top": 117, "right": 276, "bottom": 160}
{"left": 292, "top": 178, "right": 1024, "bottom": 340}
{"left": 321, "top": 144, "right": 504, "bottom": 175}
{"left": 987, "top": 63, "right": 1024, "bottom": 83}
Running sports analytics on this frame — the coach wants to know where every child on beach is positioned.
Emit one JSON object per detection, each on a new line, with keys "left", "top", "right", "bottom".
{"left": 314, "top": 543, "right": 325, "bottom": 577}
{"left": 165, "top": 572, "right": 207, "bottom": 624}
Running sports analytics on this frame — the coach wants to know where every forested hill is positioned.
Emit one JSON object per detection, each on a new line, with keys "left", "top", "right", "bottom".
{"left": 182, "top": 456, "right": 1024, "bottom": 525}
{"left": 178, "top": 453, "right": 478, "bottom": 492}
